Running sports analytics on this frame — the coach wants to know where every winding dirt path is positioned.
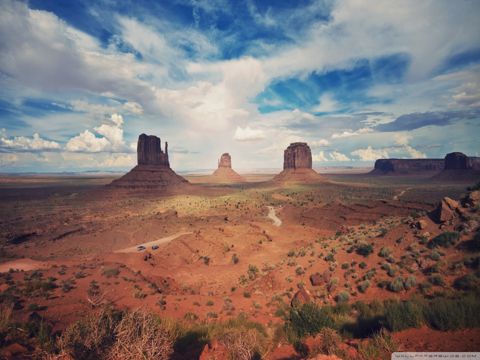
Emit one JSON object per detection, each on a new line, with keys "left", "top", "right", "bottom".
{"left": 115, "top": 231, "right": 193, "bottom": 253}
{"left": 393, "top": 187, "right": 411, "bottom": 201}
{"left": 267, "top": 206, "right": 282, "bottom": 226}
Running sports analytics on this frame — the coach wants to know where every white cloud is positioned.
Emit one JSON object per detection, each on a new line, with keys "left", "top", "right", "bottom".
{"left": 65, "top": 130, "right": 110, "bottom": 152}
{"left": 0, "top": 132, "right": 60, "bottom": 151}
{"left": 330, "top": 151, "right": 350, "bottom": 162}
{"left": 100, "top": 153, "right": 135, "bottom": 168}
{"left": 331, "top": 128, "right": 373, "bottom": 139}
{"left": 312, "top": 151, "right": 328, "bottom": 162}
{"left": 311, "top": 93, "right": 339, "bottom": 113}
{"left": 394, "top": 133, "right": 412, "bottom": 146}
{"left": 233, "top": 126, "right": 266, "bottom": 141}
{"left": 310, "top": 139, "right": 330, "bottom": 147}
{"left": 123, "top": 101, "right": 144, "bottom": 114}
{"left": 0, "top": 153, "right": 18, "bottom": 167}
{"left": 351, "top": 146, "right": 389, "bottom": 161}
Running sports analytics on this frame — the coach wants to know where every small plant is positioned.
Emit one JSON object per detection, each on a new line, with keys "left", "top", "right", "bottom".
{"left": 453, "top": 274, "right": 478, "bottom": 291}
{"left": 247, "top": 265, "right": 259, "bottom": 280}
{"left": 358, "top": 280, "right": 370, "bottom": 293}
{"left": 335, "top": 291, "right": 350, "bottom": 303}
{"left": 243, "top": 291, "right": 251, "bottom": 298}
{"left": 387, "top": 277, "right": 404, "bottom": 292}
{"left": 429, "top": 275, "right": 445, "bottom": 286}
{"left": 359, "top": 262, "right": 367, "bottom": 269}
{"left": 295, "top": 266, "right": 305, "bottom": 276}
{"left": 102, "top": 267, "right": 120, "bottom": 278}
{"left": 378, "top": 247, "right": 392, "bottom": 258}
{"left": 356, "top": 243, "right": 374, "bottom": 257}
{"left": 206, "top": 300, "right": 214, "bottom": 306}
{"left": 428, "top": 232, "right": 460, "bottom": 249}
{"left": 384, "top": 300, "right": 424, "bottom": 331}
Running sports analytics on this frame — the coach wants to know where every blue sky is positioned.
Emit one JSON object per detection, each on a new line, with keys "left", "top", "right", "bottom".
{"left": 0, "top": 0, "right": 479, "bottom": 172}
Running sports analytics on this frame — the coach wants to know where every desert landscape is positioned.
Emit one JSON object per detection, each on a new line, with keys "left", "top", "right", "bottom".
{"left": 1, "top": 1, "right": 480, "bottom": 359}
{"left": 0, "top": 135, "right": 479, "bottom": 359}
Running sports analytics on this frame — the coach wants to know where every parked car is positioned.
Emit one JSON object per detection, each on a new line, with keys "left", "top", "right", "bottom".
{"left": 137, "top": 245, "right": 146, "bottom": 251}
{"left": 152, "top": 245, "right": 159, "bottom": 250}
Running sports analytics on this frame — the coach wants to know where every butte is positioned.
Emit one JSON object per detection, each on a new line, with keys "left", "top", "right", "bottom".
{"left": 109, "top": 134, "right": 188, "bottom": 189}
{"left": 209, "top": 153, "right": 245, "bottom": 183}
{"left": 273, "top": 142, "right": 324, "bottom": 182}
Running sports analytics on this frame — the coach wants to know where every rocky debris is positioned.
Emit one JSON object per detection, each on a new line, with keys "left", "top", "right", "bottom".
{"left": 137, "top": 133, "right": 169, "bottom": 166}
{"left": 433, "top": 197, "right": 460, "bottom": 223}
{"left": 416, "top": 219, "right": 428, "bottom": 230}
{"left": 217, "top": 153, "right": 232, "bottom": 168}
{"left": 372, "top": 158, "right": 444, "bottom": 174}
{"left": 109, "top": 134, "right": 188, "bottom": 189}
{"left": 465, "top": 190, "right": 480, "bottom": 207}
{"left": 310, "top": 273, "right": 323, "bottom": 286}
{"left": 291, "top": 287, "right": 312, "bottom": 307}
{"left": 283, "top": 142, "right": 312, "bottom": 169}
{"left": 210, "top": 153, "right": 245, "bottom": 183}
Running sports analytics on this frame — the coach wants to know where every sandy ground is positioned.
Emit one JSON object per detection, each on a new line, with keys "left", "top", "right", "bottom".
{"left": 115, "top": 231, "right": 193, "bottom": 253}
{"left": 0, "top": 258, "right": 49, "bottom": 272}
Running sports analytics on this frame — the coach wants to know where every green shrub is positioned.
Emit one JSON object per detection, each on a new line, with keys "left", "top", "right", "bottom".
{"left": 403, "top": 276, "right": 417, "bottom": 290}
{"left": 247, "top": 265, "right": 259, "bottom": 280}
{"left": 102, "top": 267, "right": 120, "bottom": 278}
{"left": 284, "top": 303, "right": 335, "bottom": 341}
{"left": 357, "top": 281, "right": 370, "bottom": 294}
{"left": 359, "top": 262, "right": 367, "bottom": 269}
{"left": 387, "top": 277, "right": 404, "bottom": 292}
{"left": 384, "top": 300, "right": 424, "bottom": 331}
{"left": 428, "top": 232, "right": 460, "bottom": 249}
{"left": 424, "top": 296, "right": 480, "bottom": 330}
{"left": 453, "top": 274, "right": 479, "bottom": 290}
{"left": 378, "top": 247, "right": 392, "bottom": 258}
{"left": 356, "top": 243, "right": 374, "bottom": 257}
{"left": 335, "top": 291, "right": 350, "bottom": 303}
{"left": 428, "top": 275, "right": 445, "bottom": 286}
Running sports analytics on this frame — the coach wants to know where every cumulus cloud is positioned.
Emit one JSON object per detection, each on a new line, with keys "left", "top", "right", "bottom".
{"left": 351, "top": 146, "right": 389, "bottom": 161}
{"left": 330, "top": 151, "right": 350, "bottom": 162}
{"left": 311, "top": 93, "right": 339, "bottom": 113}
{"left": 313, "top": 150, "right": 350, "bottom": 162}
{"left": 310, "top": 139, "right": 330, "bottom": 147}
{"left": 312, "top": 151, "right": 328, "bottom": 162}
{"left": 233, "top": 126, "right": 266, "bottom": 141}
{"left": 0, "top": 132, "right": 60, "bottom": 151}
{"left": 65, "top": 113, "right": 128, "bottom": 152}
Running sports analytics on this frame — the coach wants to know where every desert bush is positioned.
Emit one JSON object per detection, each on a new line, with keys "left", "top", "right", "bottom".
{"left": 102, "top": 267, "right": 120, "bottom": 278}
{"left": 0, "top": 303, "right": 12, "bottom": 338}
{"left": 357, "top": 280, "right": 370, "bottom": 293}
{"left": 359, "top": 262, "right": 367, "bottom": 269}
{"left": 384, "top": 300, "right": 424, "bottom": 332}
{"left": 221, "top": 328, "right": 263, "bottom": 360}
{"left": 387, "top": 277, "right": 404, "bottom": 292}
{"left": 335, "top": 291, "right": 350, "bottom": 303}
{"left": 108, "top": 309, "right": 176, "bottom": 360}
{"left": 247, "top": 265, "right": 259, "bottom": 280}
{"left": 428, "top": 275, "right": 445, "bottom": 286}
{"left": 284, "top": 303, "right": 335, "bottom": 342}
{"left": 310, "top": 327, "right": 342, "bottom": 356}
{"left": 403, "top": 275, "right": 417, "bottom": 290}
{"left": 453, "top": 274, "right": 479, "bottom": 290}
{"left": 357, "top": 328, "right": 397, "bottom": 360}
{"left": 356, "top": 243, "right": 374, "bottom": 257}
{"left": 423, "top": 296, "right": 480, "bottom": 331}
{"left": 428, "top": 232, "right": 460, "bottom": 249}
{"left": 378, "top": 247, "right": 392, "bottom": 258}
{"left": 58, "top": 307, "right": 121, "bottom": 360}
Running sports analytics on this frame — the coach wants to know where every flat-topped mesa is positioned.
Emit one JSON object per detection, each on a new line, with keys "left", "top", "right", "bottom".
{"left": 218, "top": 153, "right": 232, "bottom": 168}
{"left": 283, "top": 142, "right": 312, "bottom": 169}
{"left": 373, "top": 158, "right": 444, "bottom": 174}
{"left": 137, "top": 133, "right": 169, "bottom": 167}
{"left": 444, "top": 152, "right": 480, "bottom": 170}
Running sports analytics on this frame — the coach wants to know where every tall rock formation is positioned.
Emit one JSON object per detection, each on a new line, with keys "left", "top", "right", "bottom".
{"left": 210, "top": 153, "right": 245, "bottom": 183}
{"left": 434, "top": 152, "right": 480, "bottom": 181}
{"left": 283, "top": 142, "right": 312, "bottom": 170}
{"left": 109, "top": 134, "right": 188, "bottom": 189}
{"left": 274, "top": 142, "right": 323, "bottom": 182}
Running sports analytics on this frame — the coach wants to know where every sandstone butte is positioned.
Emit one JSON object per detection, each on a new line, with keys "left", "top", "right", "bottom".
{"left": 273, "top": 142, "right": 324, "bottom": 182}
{"left": 109, "top": 133, "right": 188, "bottom": 189}
{"left": 209, "top": 153, "right": 245, "bottom": 183}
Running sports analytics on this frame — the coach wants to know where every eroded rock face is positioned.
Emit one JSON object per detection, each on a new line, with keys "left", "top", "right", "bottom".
{"left": 445, "top": 152, "right": 468, "bottom": 170}
{"left": 373, "top": 159, "right": 444, "bottom": 174}
{"left": 137, "top": 133, "right": 169, "bottom": 167}
{"left": 218, "top": 153, "right": 232, "bottom": 168}
{"left": 283, "top": 142, "right": 312, "bottom": 169}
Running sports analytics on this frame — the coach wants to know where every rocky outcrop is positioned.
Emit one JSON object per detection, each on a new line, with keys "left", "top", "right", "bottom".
{"left": 372, "top": 159, "right": 444, "bottom": 174}
{"left": 433, "top": 152, "right": 480, "bottom": 181}
{"left": 274, "top": 142, "right": 323, "bottom": 182}
{"left": 291, "top": 287, "right": 312, "bottom": 307}
{"left": 210, "top": 153, "right": 245, "bottom": 183}
{"left": 432, "top": 197, "right": 460, "bottom": 223}
{"left": 283, "top": 142, "right": 312, "bottom": 169}
{"left": 217, "top": 153, "right": 232, "bottom": 168}
{"left": 137, "top": 134, "right": 169, "bottom": 166}
{"left": 109, "top": 134, "right": 188, "bottom": 190}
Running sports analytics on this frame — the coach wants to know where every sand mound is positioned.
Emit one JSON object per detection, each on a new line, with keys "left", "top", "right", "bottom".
{"left": 273, "top": 168, "right": 324, "bottom": 183}
{"left": 209, "top": 167, "right": 245, "bottom": 183}
{"left": 109, "top": 165, "right": 189, "bottom": 189}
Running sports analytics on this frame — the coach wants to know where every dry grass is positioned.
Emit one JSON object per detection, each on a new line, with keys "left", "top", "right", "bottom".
{"left": 0, "top": 303, "right": 13, "bottom": 334}
{"left": 220, "top": 328, "right": 264, "bottom": 360}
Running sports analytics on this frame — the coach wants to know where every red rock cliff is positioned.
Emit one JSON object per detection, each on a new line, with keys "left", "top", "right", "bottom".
{"left": 137, "top": 133, "right": 169, "bottom": 167}
{"left": 218, "top": 153, "right": 232, "bottom": 168}
{"left": 283, "top": 142, "right": 312, "bottom": 170}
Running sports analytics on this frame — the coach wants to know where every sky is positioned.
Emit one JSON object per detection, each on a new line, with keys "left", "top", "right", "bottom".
{"left": 0, "top": 0, "right": 479, "bottom": 172}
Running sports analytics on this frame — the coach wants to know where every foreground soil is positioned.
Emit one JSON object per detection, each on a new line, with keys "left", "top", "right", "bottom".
{"left": 0, "top": 172, "right": 478, "bottom": 358}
